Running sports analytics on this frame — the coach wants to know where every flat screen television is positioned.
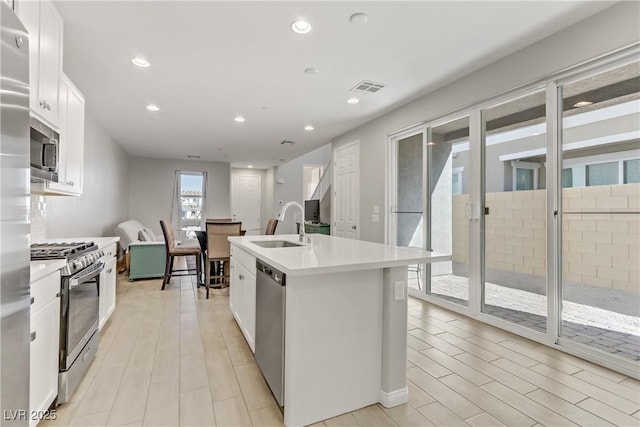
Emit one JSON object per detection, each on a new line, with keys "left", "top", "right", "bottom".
{"left": 304, "top": 199, "right": 320, "bottom": 223}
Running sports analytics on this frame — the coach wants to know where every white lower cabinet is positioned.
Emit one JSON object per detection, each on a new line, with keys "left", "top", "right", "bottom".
{"left": 229, "top": 246, "right": 256, "bottom": 352}
{"left": 30, "top": 271, "right": 60, "bottom": 427}
{"left": 99, "top": 244, "right": 117, "bottom": 330}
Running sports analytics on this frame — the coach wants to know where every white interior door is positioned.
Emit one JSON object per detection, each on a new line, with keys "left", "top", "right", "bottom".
{"left": 231, "top": 174, "right": 261, "bottom": 235}
{"left": 333, "top": 141, "right": 360, "bottom": 239}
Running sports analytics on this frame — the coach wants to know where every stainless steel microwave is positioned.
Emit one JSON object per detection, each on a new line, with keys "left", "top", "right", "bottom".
{"left": 30, "top": 117, "right": 59, "bottom": 182}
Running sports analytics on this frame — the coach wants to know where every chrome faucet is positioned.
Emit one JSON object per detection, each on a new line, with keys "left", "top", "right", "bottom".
{"left": 279, "top": 201, "right": 308, "bottom": 243}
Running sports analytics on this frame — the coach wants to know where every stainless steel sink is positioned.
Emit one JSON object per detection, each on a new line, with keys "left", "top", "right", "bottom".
{"left": 251, "top": 240, "right": 302, "bottom": 248}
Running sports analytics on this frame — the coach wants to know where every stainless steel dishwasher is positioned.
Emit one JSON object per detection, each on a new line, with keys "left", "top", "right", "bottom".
{"left": 255, "top": 259, "right": 286, "bottom": 407}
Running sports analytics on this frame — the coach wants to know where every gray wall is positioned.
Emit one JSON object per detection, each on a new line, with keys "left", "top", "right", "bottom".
{"left": 274, "top": 143, "right": 332, "bottom": 234}
{"left": 332, "top": 2, "right": 640, "bottom": 243}
{"left": 230, "top": 167, "right": 275, "bottom": 231}
{"left": 44, "top": 112, "right": 130, "bottom": 238}
{"left": 128, "top": 157, "right": 230, "bottom": 236}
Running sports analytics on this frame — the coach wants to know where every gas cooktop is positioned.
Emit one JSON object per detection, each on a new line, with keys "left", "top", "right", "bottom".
{"left": 30, "top": 242, "right": 97, "bottom": 261}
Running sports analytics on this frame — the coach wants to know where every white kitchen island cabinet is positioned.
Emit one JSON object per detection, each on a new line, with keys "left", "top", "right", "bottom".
{"left": 229, "top": 234, "right": 450, "bottom": 427}
{"left": 229, "top": 244, "right": 257, "bottom": 352}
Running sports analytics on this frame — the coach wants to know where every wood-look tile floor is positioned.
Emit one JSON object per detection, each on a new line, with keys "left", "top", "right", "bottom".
{"left": 41, "top": 272, "right": 640, "bottom": 427}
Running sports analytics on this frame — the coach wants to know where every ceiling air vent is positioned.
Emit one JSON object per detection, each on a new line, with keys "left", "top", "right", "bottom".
{"left": 350, "top": 80, "right": 385, "bottom": 94}
{"left": 281, "top": 140, "right": 296, "bottom": 145}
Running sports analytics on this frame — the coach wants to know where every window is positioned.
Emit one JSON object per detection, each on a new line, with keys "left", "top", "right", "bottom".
{"left": 510, "top": 161, "right": 540, "bottom": 191}
{"left": 452, "top": 167, "right": 464, "bottom": 195}
{"left": 516, "top": 168, "right": 534, "bottom": 190}
{"left": 172, "top": 171, "right": 207, "bottom": 240}
{"left": 562, "top": 168, "right": 573, "bottom": 188}
{"left": 624, "top": 159, "right": 640, "bottom": 184}
{"left": 586, "top": 161, "right": 618, "bottom": 186}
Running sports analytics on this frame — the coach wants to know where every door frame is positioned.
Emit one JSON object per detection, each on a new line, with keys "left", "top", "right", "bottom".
{"left": 332, "top": 140, "right": 360, "bottom": 239}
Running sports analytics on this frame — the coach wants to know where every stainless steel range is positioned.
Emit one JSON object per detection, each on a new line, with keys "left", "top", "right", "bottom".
{"left": 30, "top": 242, "right": 105, "bottom": 404}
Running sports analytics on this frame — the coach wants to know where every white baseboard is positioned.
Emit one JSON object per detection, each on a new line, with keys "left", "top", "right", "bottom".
{"left": 379, "top": 387, "right": 409, "bottom": 408}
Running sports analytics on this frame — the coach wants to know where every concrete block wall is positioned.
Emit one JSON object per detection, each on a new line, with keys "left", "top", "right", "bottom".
{"left": 449, "top": 183, "right": 639, "bottom": 294}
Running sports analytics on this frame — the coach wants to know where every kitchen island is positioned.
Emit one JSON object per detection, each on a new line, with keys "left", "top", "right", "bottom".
{"left": 228, "top": 234, "right": 450, "bottom": 426}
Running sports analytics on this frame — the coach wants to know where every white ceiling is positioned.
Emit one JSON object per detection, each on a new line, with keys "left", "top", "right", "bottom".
{"left": 54, "top": 1, "right": 615, "bottom": 169}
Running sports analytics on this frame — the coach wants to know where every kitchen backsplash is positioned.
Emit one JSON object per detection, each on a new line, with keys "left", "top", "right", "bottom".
{"left": 31, "top": 194, "right": 46, "bottom": 242}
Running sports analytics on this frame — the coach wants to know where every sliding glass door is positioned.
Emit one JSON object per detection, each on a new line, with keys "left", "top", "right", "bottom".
{"left": 427, "top": 117, "right": 470, "bottom": 306}
{"left": 388, "top": 48, "right": 639, "bottom": 376}
{"left": 481, "top": 90, "right": 548, "bottom": 333}
{"left": 391, "top": 130, "right": 425, "bottom": 292}
{"left": 559, "top": 59, "right": 640, "bottom": 363}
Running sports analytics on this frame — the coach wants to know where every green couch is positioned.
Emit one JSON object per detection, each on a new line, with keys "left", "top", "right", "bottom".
{"left": 114, "top": 220, "right": 166, "bottom": 281}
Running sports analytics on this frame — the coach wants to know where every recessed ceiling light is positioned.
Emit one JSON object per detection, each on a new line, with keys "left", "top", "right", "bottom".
{"left": 234, "top": 116, "right": 245, "bottom": 123}
{"left": 349, "top": 13, "right": 368, "bottom": 25}
{"left": 146, "top": 104, "right": 159, "bottom": 111}
{"left": 291, "top": 20, "right": 312, "bottom": 34}
{"left": 248, "top": 165, "right": 253, "bottom": 168}
{"left": 346, "top": 97, "right": 360, "bottom": 104}
{"left": 132, "top": 58, "right": 150, "bottom": 68}
{"left": 304, "top": 125, "right": 314, "bottom": 131}
{"left": 574, "top": 101, "right": 593, "bottom": 107}
{"left": 304, "top": 67, "right": 318, "bottom": 75}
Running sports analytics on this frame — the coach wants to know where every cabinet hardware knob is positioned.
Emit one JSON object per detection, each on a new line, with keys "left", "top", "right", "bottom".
{"left": 30, "top": 297, "right": 34, "bottom": 305}
{"left": 239, "top": 274, "right": 245, "bottom": 280}
{"left": 30, "top": 332, "right": 36, "bottom": 342}
{"left": 351, "top": 224, "right": 357, "bottom": 230}
{"left": 40, "top": 101, "right": 45, "bottom": 108}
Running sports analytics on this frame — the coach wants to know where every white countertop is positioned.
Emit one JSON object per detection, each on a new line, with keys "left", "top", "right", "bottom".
{"left": 30, "top": 259, "right": 66, "bottom": 282}
{"left": 229, "top": 234, "right": 451, "bottom": 276}
{"left": 35, "top": 236, "right": 119, "bottom": 249}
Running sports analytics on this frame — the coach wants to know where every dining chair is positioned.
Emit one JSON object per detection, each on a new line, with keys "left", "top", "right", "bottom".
{"left": 159, "top": 220, "right": 202, "bottom": 291}
{"left": 205, "top": 221, "right": 242, "bottom": 298}
{"left": 265, "top": 218, "right": 279, "bottom": 235}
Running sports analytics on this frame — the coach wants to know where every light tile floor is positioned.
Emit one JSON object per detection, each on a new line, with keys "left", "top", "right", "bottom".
{"left": 42, "top": 271, "right": 640, "bottom": 427}
{"left": 411, "top": 274, "right": 640, "bottom": 361}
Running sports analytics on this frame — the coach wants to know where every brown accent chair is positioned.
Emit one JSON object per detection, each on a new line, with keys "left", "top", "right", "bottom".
{"left": 205, "top": 221, "right": 242, "bottom": 298}
{"left": 265, "top": 219, "right": 279, "bottom": 235}
{"left": 159, "top": 220, "right": 202, "bottom": 292}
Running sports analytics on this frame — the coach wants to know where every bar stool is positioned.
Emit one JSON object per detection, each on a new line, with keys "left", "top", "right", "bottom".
{"left": 159, "top": 220, "right": 202, "bottom": 291}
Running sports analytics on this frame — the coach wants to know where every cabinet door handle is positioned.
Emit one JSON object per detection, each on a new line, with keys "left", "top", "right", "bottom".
{"left": 30, "top": 332, "right": 36, "bottom": 342}
{"left": 40, "top": 100, "right": 45, "bottom": 108}
{"left": 30, "top": 297, "right": 34, "bottom": 305}
{"left": 107, "top": 268, "right": 112, "bottom": 274}
{"left": 239, "top": 274, "right": 245, "bottom": 280}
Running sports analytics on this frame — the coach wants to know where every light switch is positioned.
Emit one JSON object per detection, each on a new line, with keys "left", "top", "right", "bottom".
{"left": 372, "top": 214, "right": 380, "bottom": 223}
{"left": 373, "top": 205, "right": 380, "bottom": 214}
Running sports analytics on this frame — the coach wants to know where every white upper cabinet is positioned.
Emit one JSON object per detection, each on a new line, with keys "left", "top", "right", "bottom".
{"left": 18, "top": 0, "right": 63, "bottom": 129}
{"left": 47, "top": 74, "right": 85, "bottom": 195}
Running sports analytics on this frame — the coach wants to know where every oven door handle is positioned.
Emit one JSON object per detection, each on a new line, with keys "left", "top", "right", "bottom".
{"left": 69, "top": 262, "right": 105, "bottom": 289}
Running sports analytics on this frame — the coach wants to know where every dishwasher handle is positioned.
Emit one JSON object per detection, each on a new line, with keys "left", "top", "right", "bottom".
{"left": 256, "top": 259, "right": 286, "bottom": 286}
